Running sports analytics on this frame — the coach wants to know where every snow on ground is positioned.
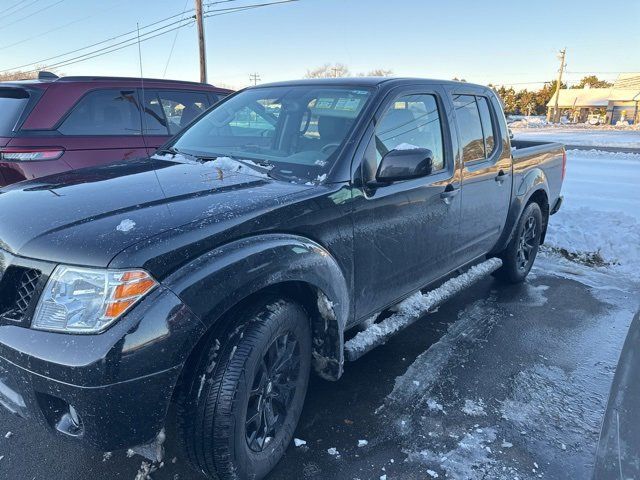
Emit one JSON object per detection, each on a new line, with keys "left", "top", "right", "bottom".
{"left": 512, "top": 127, "right": 640, "bottom": 148}
{"left": 543, "top": 149, "right": 640, "bottom": 281}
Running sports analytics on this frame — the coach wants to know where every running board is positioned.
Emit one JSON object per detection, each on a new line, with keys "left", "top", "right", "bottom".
{"left": 344, "top": 258, "right": 503, "bottom": 362}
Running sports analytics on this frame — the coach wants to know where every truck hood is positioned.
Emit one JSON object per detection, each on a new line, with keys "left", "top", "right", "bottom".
{"left": 0, "top": 157, "right": 312, "bottom": 267}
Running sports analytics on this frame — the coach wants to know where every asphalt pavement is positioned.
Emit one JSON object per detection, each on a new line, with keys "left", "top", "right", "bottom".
{"left": 1, "top": 253, "right": 638, "bottom": 480}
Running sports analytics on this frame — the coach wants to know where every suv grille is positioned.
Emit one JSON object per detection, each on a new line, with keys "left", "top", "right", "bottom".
{"left": 0, "top": 267, "right": 43, "bottom": 322}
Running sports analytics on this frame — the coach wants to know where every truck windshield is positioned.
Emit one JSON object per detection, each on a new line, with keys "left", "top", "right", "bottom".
{"left": 171, "top": 85, "right": 373, "bottom": 182}
{"left": 0, "top": 88, "right": 30, "bottom": 136}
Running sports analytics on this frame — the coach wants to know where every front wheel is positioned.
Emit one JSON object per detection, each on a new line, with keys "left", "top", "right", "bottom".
{"left": 493, "top": 202, "right": 543, "bottom": 283}
{"left": 178, "top": 299, "right": 312, "bottom": 480}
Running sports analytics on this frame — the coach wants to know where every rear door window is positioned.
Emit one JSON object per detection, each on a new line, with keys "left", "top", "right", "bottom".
{"left": 58, "top": 89, "right": 142, "bottom": 135}
{"left": 452, "top": 94, "right": 485, "bottom": 162}
{"left": 149, "top": 90, "right": 211, "bottom": 135}
{"left": 0, "top": 88, "right": 30, "bottom": 136}
{"left": 477, "top": 96, "right": 496, "bottom": 157}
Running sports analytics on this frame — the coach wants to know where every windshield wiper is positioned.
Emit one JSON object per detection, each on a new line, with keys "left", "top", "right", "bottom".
{"left": 155, "top": 146, "right": 182, "bottom": 156}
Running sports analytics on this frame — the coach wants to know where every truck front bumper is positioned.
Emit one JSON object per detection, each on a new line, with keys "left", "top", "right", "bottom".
{"left": 0, "top": 286, "right": 206, "bottom": 452}
{"left": 0, "top": 355, "right": 180, "bottom": 451}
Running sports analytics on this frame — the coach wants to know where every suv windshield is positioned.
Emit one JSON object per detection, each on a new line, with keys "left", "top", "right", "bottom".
{"left": 171, "top": 85, "right": 373, "bottom": 182}
{"left": 0, "top": 88, "right": 30, "bottom": 136}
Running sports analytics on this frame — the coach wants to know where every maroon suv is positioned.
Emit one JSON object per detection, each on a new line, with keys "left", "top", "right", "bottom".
{"left": 0, "top": 72, "right": 232, "bottom": 187}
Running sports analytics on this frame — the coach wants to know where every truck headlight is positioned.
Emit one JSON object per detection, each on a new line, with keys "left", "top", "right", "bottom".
{"left": 32, "top": 266, "right": 157, "bottom": 334}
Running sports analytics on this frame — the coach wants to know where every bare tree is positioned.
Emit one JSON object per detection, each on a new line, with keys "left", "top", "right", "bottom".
{"left": 364, "top": 68, "right": 393, "bottom": 77}
{"left": 305, "top": 63, "right": 350, "bottom": 78}
{"left": 0, "top": 67, "right": 57, "bottom": 82}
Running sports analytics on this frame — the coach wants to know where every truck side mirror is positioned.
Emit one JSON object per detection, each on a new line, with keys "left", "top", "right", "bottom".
{"left": 373, "top": 148, "right": 434, "bottom": 185}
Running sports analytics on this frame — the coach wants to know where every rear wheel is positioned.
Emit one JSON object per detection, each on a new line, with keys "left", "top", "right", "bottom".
{"left": 178, "top": 298, "right": 312, "bottom": 480}
{"left": 494, "top": 202, "right": 543, "bottom": 283}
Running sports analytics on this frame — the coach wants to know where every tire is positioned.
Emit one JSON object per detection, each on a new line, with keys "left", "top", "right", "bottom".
{"left": 177, "top": 298, "right": 312, "bottom": 480}
{"left": 493, "top": 202, "right": 543, "bottom": 284}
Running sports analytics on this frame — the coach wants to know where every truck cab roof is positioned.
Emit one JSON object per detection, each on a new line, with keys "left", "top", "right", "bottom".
{"left": 253, "top": 76, "right": 489, "bottom": 90}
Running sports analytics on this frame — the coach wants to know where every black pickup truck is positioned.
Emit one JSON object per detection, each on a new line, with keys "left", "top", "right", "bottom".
{"left": 0, "top": 78, "right": 564, "bottom": 480}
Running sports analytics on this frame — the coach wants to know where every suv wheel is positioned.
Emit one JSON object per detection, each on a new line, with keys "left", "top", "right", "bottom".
{"left": 178, "top": 298, "right": 312, "bottom": 480}
{"left": 494, "top": 202, "right": 543, "bottom": 283}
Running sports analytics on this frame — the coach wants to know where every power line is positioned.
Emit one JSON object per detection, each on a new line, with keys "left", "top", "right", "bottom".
{"left": 0, "top": 0, "right": 42, "bottom": 18}
{"left": 2, "top": 0, "right": 301, "bottom": 77}
{"left": 0, "top": 10, "right": 195, "bottom": 73}
{"left": 204, "top": 0, "right": 298, "bottom": 15}
{"left": 163, "top": 0, "right": 191, "bottom": 78}
{"left": 16, "top": 19, "right": 196, "bottom": 75}
{"left": 0, "top": 0, "right": 65, "bottom": 32}
{"left": 204, "top": 0, "right": 246, "bottom": 6}
{"left": 0, "top": 0, "right": 129, "bottom": 51}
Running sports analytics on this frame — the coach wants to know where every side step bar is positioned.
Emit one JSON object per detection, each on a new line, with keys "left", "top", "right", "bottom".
{"left": 344, "top": 258, "right": 503, "bottom": 361}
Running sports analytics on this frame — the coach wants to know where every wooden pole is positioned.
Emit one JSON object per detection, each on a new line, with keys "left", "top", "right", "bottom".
{"left": 195, "top": 0, "right": 207, "bottom": 83}
{"left": 553, "top": 48, "right": 566, "bottom": 123}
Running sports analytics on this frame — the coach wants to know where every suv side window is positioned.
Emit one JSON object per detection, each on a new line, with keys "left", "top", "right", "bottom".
{"left": 375, "top": 93, "right": 445, "bottom": 171}
{"left": 59, "top": 89, "right": 141, "bottom": 135}
{"left": 157, "top": 90, "right": 210, "bottom": 135}
{"left": 476, "top": 96, "right": 496, "bottom": 157}
{"left": 452, "top": 94, "right": 485, "bottom": 162}
{"left": 140, "top": 90, "right": 211, "bottom": 136}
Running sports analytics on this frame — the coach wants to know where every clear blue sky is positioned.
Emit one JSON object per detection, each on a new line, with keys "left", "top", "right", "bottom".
{"left": 1, "top": 0, "right": 638, "bottom": 90}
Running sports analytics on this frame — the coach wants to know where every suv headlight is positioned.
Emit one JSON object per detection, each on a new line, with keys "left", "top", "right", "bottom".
{"left": 32, "top": 266, "right": 157, "bottom": 334}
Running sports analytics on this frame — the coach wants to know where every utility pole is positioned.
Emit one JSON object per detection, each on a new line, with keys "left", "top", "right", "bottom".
{"left": 552, "top": 48, "right": 566, "bottom": 123}
{"left": 249, "top": 72, "right": 261, "bottom": 85}
{"left": 331, "top": 67, "right": 339, "bottom": 78}
{"left": 195, "top": 0, "right": 207, "bottom": 83}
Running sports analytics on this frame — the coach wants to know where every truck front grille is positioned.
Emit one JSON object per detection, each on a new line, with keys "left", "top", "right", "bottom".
{"left": 0, "top": 267, "right": 43, "bottom": 322}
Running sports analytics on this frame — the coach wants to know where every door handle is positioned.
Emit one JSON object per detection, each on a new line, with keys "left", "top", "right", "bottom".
{"left": 440, "top": 184, "right": 460, "bottom": 204}
{"left": 495, "top": 169, "right": 506, "bottom": 184}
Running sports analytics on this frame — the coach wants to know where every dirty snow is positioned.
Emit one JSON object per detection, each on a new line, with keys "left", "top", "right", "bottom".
{"left": 116, "top": 219, "right": 136, "bottom": 233}
{"left": 406, "top": 427, "right": 497, "bottom": 479}
{"left": 462, "top": 399, "right": 487, "bottom": 417}
{"left": 294, "top": 438, "right": 307, "bottom": 447}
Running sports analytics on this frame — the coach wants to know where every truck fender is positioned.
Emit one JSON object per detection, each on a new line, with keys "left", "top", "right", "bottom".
{"left": 516, "top": 167, "right": 549, "bottom": 198}
{"left": 162, "top": 233, "right": 350, "bottom": 380}
{"left": 491, "top": 168, "right": 550, "bottom": 255}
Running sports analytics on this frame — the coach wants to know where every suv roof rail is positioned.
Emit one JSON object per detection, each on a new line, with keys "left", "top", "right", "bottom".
{"left": 56, "top": 75, "right": 211, "bottom": 86}
{"left": 38, "top": 71, "right": 59, "bottom": 80}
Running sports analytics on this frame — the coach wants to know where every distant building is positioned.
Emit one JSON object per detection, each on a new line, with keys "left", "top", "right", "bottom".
{"left": 546, "top": 73, "right": 640, "bottom": 125}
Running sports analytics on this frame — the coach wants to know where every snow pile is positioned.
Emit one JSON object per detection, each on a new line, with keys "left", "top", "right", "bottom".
{"left": 211, "top": 157, "right": 270, "bottom": 179}
{"left": 507, "top": 115, "right": 550, "bottom": 128}
{"left": 345, "top": 258, "right": 502, "bottom": 359}
{"left": 394, "top": 142, "right": 422, "bottom": 151}
{"left": 542, "top": 149, "right": 640, "bottom": 281}
{"left": 544, "top": 207, "right": 640, "bottom": 280}
{"left": 512, "top": 128, "right": 640, "bottom": 147}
